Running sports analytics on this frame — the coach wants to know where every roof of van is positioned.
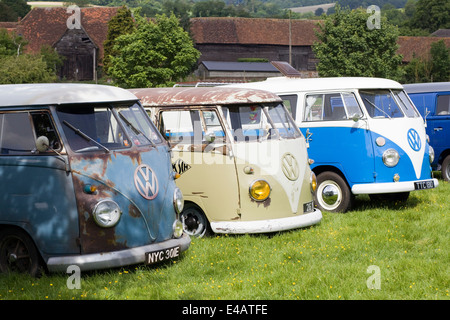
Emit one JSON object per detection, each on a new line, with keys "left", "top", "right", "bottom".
{"left": 130, "top": 86, "right": 282, "bottom": 107}
{"left": 0, "top": 83, "right": 138, "bottom": 107}
{"left": 403, "top": 82, "right": 450, "bottom": 94}
{"left": 225, "top": 77, "right": 404, "bottom": 93}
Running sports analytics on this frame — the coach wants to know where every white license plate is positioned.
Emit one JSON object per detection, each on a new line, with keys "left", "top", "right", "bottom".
{"left": 146, "top": 246, "right": 180, "bottom": 264}
{"left": 414, "top": 180, "right": 435, "bottom": 190}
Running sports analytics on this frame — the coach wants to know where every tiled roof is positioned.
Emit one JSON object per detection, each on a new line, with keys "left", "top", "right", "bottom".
{"left": 190, "top": 17, "right": 321, "bottom": 46}
{"left": 16, "top": 7, "right": 119, "bottom": 58}
{"left": 397, "top": 36, "right": 450, "bottom": 62}
{"left": 0, "top": 22, "right": 19, "bottom": 32}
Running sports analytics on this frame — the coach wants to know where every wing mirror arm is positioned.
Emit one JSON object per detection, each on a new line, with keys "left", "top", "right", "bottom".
{"left": 36, "top": 136, "right": 70, "bottom": 172}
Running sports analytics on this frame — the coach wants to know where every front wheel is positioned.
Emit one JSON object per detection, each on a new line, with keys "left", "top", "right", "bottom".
{"left": 0, "top": 228, "right": 44, "bottom": 277}
{"left": 315, "top": 172, "right": 353, "bottom": 213}
{"left": 180, "top": 204, "right": 211, "bottom": 238}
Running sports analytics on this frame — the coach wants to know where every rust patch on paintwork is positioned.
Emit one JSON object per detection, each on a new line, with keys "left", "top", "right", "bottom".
{"left": 130, "top": 87, "right": 282, "bottom": 107}
{"left": 129, "top": 203, "right": 141, "bottom": 218}
{"left": 71, "top": 175, "right": 127, "bottom": 254}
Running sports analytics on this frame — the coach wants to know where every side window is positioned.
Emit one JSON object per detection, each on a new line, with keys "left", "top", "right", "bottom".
{"left": 160, "top": 110, "right": 198, "bottom": 144}
{"left": 437, "top": 95, "right": 450, "bottom": 115}
{"left": 159, "top": 109, "right": 225, "bottom": 149}
{"left": 0, "top": 112, "right": 36, "bottom": 155}
{"left": 304, "top": 93, "right": 363, "bottom": 121}
{"left": 31, "top": 112, "right": 61, "bottom": 150}
{"left": 304, "top": 94, "right": 324, "bottom": 121}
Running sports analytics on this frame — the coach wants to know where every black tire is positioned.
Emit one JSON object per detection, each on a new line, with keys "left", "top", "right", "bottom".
{"left": 442, "top": 155, "right": 450, "bottom": 182}
{"left": 180, "top": 203, "right": 211, "bottom": 237}
{"left": 0, "top": 228, "right": 44, "bottom": 277}
{"left": 315, "top": 171, "right": 353, "bottom": 213}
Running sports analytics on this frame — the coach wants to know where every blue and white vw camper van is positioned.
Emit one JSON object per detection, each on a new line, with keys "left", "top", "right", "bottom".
{"left": 404, "top": 82, "right": 450, "bottom": 181}
{"left": 229, "top": 77, "right": 438, "bottom": 212}
{"left": 0, "top": 84, "right": 189, "bottom": 276}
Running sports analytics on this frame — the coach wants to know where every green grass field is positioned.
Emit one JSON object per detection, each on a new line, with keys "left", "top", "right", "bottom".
{"left": 0, "top": 178, "right": 448, "bottom": 301}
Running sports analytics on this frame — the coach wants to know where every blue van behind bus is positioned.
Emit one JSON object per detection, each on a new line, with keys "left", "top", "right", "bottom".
{"left": 229, "top": 77, "right": 438, "bottom": 213}
{"left": 404, "top": 82, "right": 450, "bottom": 181}
{"left": 0, "top": 83, "right": 189, "bottom": 276}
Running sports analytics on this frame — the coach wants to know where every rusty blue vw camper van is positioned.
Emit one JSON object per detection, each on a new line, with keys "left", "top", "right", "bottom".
{"left": 0, "top": 83, "right": 189, "bottom": 276}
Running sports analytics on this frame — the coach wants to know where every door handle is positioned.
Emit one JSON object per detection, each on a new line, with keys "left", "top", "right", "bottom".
{"left": 434, "top": 127, "right": 443, "bottom": 131}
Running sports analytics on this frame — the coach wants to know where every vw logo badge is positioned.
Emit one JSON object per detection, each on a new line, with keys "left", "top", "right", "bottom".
{"left": 134, "top": 164, "right": 159, "bottom": 200}
{"left": 407, "top": 128, "right": 421, "bottom": 151}
{"left": 281, "top": 153, "right": 299, "bottom": 181}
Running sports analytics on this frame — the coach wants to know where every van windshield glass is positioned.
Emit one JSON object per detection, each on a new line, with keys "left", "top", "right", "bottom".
{"left": 57, "top": 102, "right": 161, "bottom": 152}
{"left": 360, "top": 89, "right": 413, "bottom": 118}
{"left": 223, "top": 103, "right": 301, "bottom": 142}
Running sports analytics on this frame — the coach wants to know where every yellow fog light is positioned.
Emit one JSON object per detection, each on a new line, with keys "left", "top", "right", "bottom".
{"left": 310, "top": 171, "right": 317, "bottom": 192}
{"left": 249, "top": 180, "right": 271, "bottom": 201}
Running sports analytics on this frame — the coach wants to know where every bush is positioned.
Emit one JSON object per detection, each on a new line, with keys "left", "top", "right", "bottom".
{"left": 0, "top": 55, "right": 57, "bottom": 84}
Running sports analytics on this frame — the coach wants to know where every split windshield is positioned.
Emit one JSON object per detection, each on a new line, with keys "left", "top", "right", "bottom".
{"left": 223, "top": 103, "right": 302, "bottom": 142}
{"left": 158, "top": 103, "right": 301, "bottom": 146}
{"left": 360, "top": 89, "right": 419, "bottom": 119}
{"left": 57, "top": 102, "right": 162, "bottom": 152}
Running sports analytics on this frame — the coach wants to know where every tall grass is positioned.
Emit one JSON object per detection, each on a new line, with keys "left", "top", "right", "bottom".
{"left": 0, "top": 179, "right": 448, "bottom": 300}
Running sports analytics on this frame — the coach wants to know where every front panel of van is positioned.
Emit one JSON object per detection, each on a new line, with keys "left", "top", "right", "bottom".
{"left": 53, "top": 103, "right": 180, "bottom": 255}
{"left": 68, "top": 148, "right": 176, "bottom": 253}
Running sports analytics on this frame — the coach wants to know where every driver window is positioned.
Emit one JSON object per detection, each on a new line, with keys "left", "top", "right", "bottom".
{"left": 304, "top": 93, "right": 362, "bottom": 121}
{"left": 0, "top": 111, "right": 59, "bottom": 155}
{"left": 160, "top": 110, "right": 200, "bottom": 145}
{"left": 0, "top": 113, "right": 35, "bottom": 155}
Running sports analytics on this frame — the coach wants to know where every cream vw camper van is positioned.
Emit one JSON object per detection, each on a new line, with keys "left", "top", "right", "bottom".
{"left": 131, "top": 87, "right": 322, "bottom": 237}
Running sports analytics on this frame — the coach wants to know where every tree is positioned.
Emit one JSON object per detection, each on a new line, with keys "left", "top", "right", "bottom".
{"left": 0, "top": 29, "right": 26, "bottom": 57}
{"left": 409, "top": 0, "right": 450, "bottom": 33}
{"left": 312, "top": 6, "right": 403, "bottom": 80}
{"left": 401, "top": 40, "right": 449, "bottom": 83}
{"left": 430, "top": 40, "right": 449, "bottom": 82}
{"left": 0, "top": 55, "right": 57, "bottom": 84}
{"left": 108, "top": 13, "right": 200, "bottom": 88}
{"left": 0, "top": 28, "right": 61, "bottom": 84}
{"left": 103, "top": 6, "right": 136, "bottom": 75}
{"left": 0, "top": 0, "right": 30, "bottom": 22}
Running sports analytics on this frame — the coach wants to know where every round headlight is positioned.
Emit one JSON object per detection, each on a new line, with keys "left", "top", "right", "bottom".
{"left": 382, "top": 149, "right": 400, "bottom": 167}
{"left": 429, "top": 146, "right": 435, "bottom": 164}
{"left": 173, "top": 187, "right": 184, "bottom": 214}
{"left": 249, "top": 180, "right": 271, "bottom": 201}
{"left": 310, "top": 171, "right": 317, "bottom": 193}
{"left": 92, "top": 200, "right": 121, "bottom": 228}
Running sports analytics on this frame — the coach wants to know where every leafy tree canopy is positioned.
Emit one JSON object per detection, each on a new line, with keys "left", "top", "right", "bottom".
{"left": 313, "top": 5, "right": 403, "bottom": 80}
{"left": 108, "top": 12, "right": 200, "bottom": 88}
{"left": 0, "top": 0, "right": 30, "bottom": 22}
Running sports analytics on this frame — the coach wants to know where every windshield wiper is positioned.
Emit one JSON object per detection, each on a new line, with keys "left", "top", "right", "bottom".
{"left": 364, "top": 98, "right": 391, "bottom": 119}
{"left": 118, "top": 113, "right": 156, "bottom": 148}
{"left": 63, "top": 120, "right": 110, "bottom": 153}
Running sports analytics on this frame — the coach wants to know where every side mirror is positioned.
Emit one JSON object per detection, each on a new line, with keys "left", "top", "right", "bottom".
{"left": 36, "top": 136, "right": 50, "bottom": 152}
{"left": 205, "top": 132, "right": 215, "bottom": 143}
{"left": 351, "top": 113, "right": 363, "bottom": 122}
